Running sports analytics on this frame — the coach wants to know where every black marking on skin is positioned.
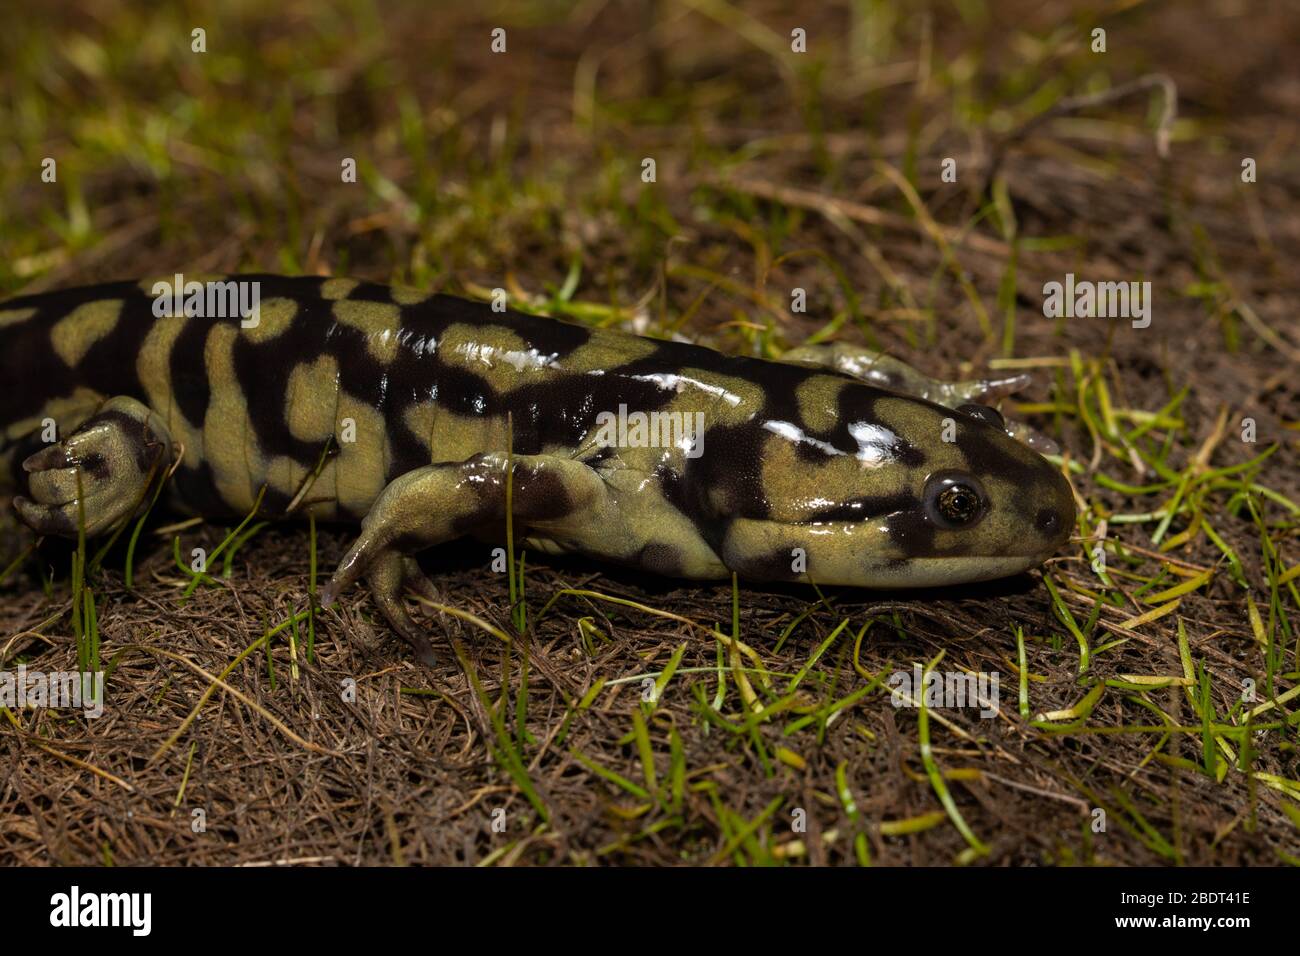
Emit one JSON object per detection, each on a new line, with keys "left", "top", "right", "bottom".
{"left": 79, "top": 452, "right": 110, "bottom": 481}
{"left": 171, "top": 460, "right": 234, "bottom": 518}
{"left": 0, "top": 328, "right": 64, "bottom": 426}
{"left": 94, "top": 409, "right": 157, "bottom": 472}
{"left": 792, "top": 441, "right": 833, "bottom": 464}
{"left": 604, "top": 338, "right": 746, "bottom": 381}
{"left": 883, "top": 508, "right": 939, "bottom": 556}
{"left": 726, "top": 545, "right": 801, "bottom": 582}
{"left": 435, "top": 455, "right": 506, "bottom": 536}
{"left": 0, "top": 301, "right": 82, "bottom": 427}
{"left": 887, "top": 435, "right": 926, "bottom": 468}
{"left": 605, "top": 346, "right": 893, "bottom": 464}
{"left": 690, "top": 423, "right": 770, "bottom": 520}
{"left": 511, "top": 464, "right": 574, "bottom": 521}
{"left": 749, "top": 363, "right": 823, "bottom": 425}
{"left": 506, "top": 373, "right": 675, "bottom": 455}
{"left": 654, "top": 462, "right": 690, "bottom": 511}
{"left": 333, "top": 324, "right": 390, "bottom": 410}
{"left": 638, "top": 542, "right": 685, "bottom": 577}
{"left": 420, "top": 363, "right": 499, "bottom": 418}
{"left": 0, "top": 287, "right": 171, "bottom": 471}
{"left": 465, "top": 301, "right": 594, "bottom": 360}
{"left": 233, "top": 296, "right": 335, "bottom": 470}
{"left": 800, "top": 383, "right": 860, "bottom": 459}
{"left": 233, "top": 284, "right": 651, "bottom": 476}
{"left": 953, "top": 420, "right": 1040, "bottom": 488}
{"left": 384, "top": 420, "right": 431, "bottom": 481}
{"left": 0, "top": 280, "right": 142, "bottom": 316}
{"left": 227, "top": 274, "right": 325, "bottom": 300}
{"left": 657, "top": 424, "right": 770, "bottom": 554}
{"left": 450, "top": 510, "right": 491, "bottom": 536}
{"left": 580, "top": 446, "right": 616, "bottom": 467}
{"left": 609, "top": 348, "right": 895, "bottom": 465}
{"left": 403, "top": 293, "right": 595, "bottom": 363}
{"left": 654, "top": 463, "right": 731, "bottom": 556}
{"left": 258, "top": 484, "right": 295, "bottom": 516}
{"left": 24, "top": 501, "right": 76, "bottom": 536}
{"left": 169, "top": 317, "right": 214, "bottom": 427}
{"left": 835, "top": 383, "right": 927, "bottom": 466}
{"left": 74, "top": 295, "right": 154, "bottom": 400}
{"left": 345, "top": 282, "right": 397, "bottom": 304}
{"left": 951, "top": 417, "right": 1051, "bottom": 531}
{"left": 754, "top": 376, "right": 926, "bottom": 466}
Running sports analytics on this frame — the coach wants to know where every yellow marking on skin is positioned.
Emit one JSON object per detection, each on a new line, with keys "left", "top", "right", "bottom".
{"left": 137, "top": 314, "right": 206, "bottom": 469}
{"left": 334, "top": 397, "right": 390, "bottom": 515}
{"left": 320, "top": 278, "right": 358, "bottom": 300}
{"left": 202, "top": 324, "right": 261, "bottom": 510}
{"left": 391, "top": 285, "right": 433, "bottom": 305}
{"left": 558, "top": 329, "right": 658, "bottom": 373}
{"left": 263, "top": 454, "right": 307, "bottom": 502}
{"left": 757, "top": 434, "right": 912, "bottom": 523}
{"left": 599, "top": 466, "right": 727, "bottom": 577}
{"left": 332, "top": 300, "right": 402, "bottom": 364}
{"left": 404, "top": 402, "right": 510, "bottom": 466}
{"left": 795, "top": 376, "right": 848, "bottom": 434}
{"left": 435, "top": 322, "right": 554, "bottom": 392}
{"left": 304, "top": 474, "right": 340, "bottom": 517}
{"left": 50, "top": 300, "right": 123, "bottom": 366}
{"left": 285, "top": 355, "right": 340, "bottom": 442}
{"left": 0, "top": 308, "right": 36, "bottom": 329}
{"left": 657, "top": 368, "right": 765, "bottom": 427}
{"left": 242, "top": 297, "right": 298, "bottom": 344}
{"left": 872, "top": 395, "right": 968, "bottom": 472}
{"left": 722, "top": 517, "right": 901, "bottom": 585}
{"left": 564, "top": 363, "right": 765, "bottom": 465}
{"left": 278, "top": 454, "right": 339, "bottom": 520}
{"left": 4, "top": 388, "right": 103, "bottom": 442}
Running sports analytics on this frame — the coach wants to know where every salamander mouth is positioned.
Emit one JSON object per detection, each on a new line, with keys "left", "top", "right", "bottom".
{"left": 866, "top": 553, "right": 1049, "bottom": 589}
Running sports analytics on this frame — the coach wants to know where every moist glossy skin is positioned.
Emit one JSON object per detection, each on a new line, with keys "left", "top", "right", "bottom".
{"left": 0, "top": 275, "right": 1074, "bottom": 599}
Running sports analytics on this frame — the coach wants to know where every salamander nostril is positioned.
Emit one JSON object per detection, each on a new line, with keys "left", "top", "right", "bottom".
{"left": 1035, "top": 507, "right": 1059, "bottom": 535}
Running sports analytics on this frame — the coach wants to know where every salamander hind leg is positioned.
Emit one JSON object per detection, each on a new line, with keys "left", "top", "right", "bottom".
{"left": 13, "top": 396, "right": 173, "bottom": 538}
{"left": 320, "top": 452, "right": 614, "bottom": 662}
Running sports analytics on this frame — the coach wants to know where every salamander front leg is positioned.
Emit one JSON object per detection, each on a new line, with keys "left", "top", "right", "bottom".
{"left": 780, "top": 343, "right": 1057, "bottom": 454}
{"left": 13, "top": 396, "right": 173, "bottom": 538}
{"left": 780, "top": 343, "right": 1030, "bottom": 404}
{"left": 319, "top": 452, "right": 611, "bottom": 661}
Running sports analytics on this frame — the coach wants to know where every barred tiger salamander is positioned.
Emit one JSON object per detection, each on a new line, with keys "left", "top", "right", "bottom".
{"left": 0, "top": 275, "right": 1074, "bottom": 660}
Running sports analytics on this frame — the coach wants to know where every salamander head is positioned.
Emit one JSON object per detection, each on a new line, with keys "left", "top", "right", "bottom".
{"left": 718, "top": 385, "right": 1075, "bottom": 588}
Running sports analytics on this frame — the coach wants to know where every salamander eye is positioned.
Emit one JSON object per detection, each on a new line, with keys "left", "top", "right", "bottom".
{"left": 923, "top": 471, "right": 987, "bottom": 529}
{"left": 957, "top": 403, "right": 1005, "bottom": 430}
